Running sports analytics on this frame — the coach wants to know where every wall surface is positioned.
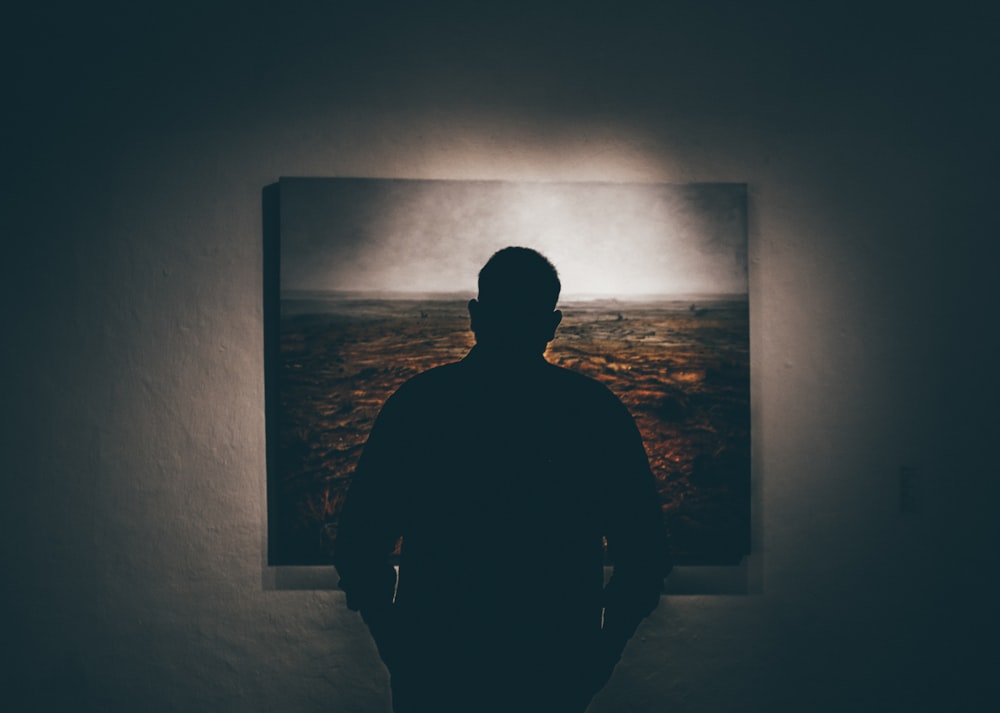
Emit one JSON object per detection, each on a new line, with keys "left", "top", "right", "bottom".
{"left": 3, "top": 2, "right": 997, "bottom": 711}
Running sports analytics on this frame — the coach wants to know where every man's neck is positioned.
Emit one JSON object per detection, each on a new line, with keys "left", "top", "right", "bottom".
{"left": 467, "top": 343, "right": 548, "bottom": 369}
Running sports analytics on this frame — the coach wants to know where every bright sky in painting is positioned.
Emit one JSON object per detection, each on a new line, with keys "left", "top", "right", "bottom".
{"left": 280, "top": 178, "right": 747, "bottom": 298}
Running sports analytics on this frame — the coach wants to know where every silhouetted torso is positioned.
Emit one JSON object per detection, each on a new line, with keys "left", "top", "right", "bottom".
{"left": 335, "top": 345, "right": 667, "bottom": 713}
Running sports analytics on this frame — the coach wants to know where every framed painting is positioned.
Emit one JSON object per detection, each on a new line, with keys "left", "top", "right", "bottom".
{"left": 265, "top": 178, "right": 750, "bottom": 569}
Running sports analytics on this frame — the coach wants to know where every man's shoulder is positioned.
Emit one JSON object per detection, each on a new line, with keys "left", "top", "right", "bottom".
{"left": 387, "top": 359, "right": 466, "bottom": 400}
{"left": 542, "top": 361, "right": 629, "bottom": 410}
{"left": 543, "top": 360, "right": 607, "bottom": 390}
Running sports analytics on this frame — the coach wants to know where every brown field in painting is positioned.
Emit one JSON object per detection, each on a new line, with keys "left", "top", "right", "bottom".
{"left": 272, "top": 296, "right": 749, "bottom": 566}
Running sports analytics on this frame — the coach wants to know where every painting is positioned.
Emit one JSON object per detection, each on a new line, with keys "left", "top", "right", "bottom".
{"left": 265, "top": 178, "right": 750, "bottom": 567}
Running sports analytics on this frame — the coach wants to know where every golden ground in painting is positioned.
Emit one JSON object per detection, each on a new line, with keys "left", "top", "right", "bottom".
{"left": 273, "top": 296, "right": 749, "bottom": 566}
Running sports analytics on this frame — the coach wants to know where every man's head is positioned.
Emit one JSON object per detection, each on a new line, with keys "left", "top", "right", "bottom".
{"left": 468, "top": 247, "right": 562, "bottom": 355}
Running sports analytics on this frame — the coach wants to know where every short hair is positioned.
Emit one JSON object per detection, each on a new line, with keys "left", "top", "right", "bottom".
{"left": 477, "top": 247, "right": 561, "bottom": 313}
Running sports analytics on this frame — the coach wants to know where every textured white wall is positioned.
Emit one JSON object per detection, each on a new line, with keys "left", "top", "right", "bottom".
{"left": 3, "top": 3, "right": 996, "bottom": 712}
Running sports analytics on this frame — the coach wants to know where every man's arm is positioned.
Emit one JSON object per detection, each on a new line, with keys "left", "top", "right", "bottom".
{"left": 600, "top": 396, "right": 671, "bottom": 666}
{"left": 333, "top": 391, "right": 408, "bottom": 636}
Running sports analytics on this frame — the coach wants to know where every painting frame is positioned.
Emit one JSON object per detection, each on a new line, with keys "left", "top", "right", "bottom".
{"left": 263, "top": 177, "right": 753, "bottom": 585}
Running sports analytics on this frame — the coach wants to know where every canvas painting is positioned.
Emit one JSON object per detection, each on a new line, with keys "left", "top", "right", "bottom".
{"left": 266, "top": 178, "right": 750, "bottom": 567}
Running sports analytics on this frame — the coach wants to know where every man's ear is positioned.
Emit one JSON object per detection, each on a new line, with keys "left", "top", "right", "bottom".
{"left": 468, "top": 298, "right": 480, "bottom": 332}
{"left": 546, "top": 309, "right": 563, "bottom": 342}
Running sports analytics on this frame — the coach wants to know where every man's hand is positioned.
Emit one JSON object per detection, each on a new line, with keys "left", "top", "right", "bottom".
{"left": 573, "top": 626, "right": 632, "bottom": 709}
{"left": 361, "top": 605, "right": 402, "bottom": 673}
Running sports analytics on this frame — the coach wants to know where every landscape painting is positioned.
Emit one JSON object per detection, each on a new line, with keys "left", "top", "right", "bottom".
{"left": 266, "top": 178, "right": 750, "bottom": 567}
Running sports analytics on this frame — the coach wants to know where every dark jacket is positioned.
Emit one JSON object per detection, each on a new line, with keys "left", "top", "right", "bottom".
{"left": 334, "top": 346, "right": 669, "bottom": 712}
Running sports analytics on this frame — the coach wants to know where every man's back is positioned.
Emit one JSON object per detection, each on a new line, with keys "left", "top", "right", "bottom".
{"left": 335, "top": 347, "right": 666, "bottom": 711}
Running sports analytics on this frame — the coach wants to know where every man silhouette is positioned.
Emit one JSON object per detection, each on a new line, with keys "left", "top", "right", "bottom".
{"left": 334, "top": 247, "right": 669, "bottom": 713}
